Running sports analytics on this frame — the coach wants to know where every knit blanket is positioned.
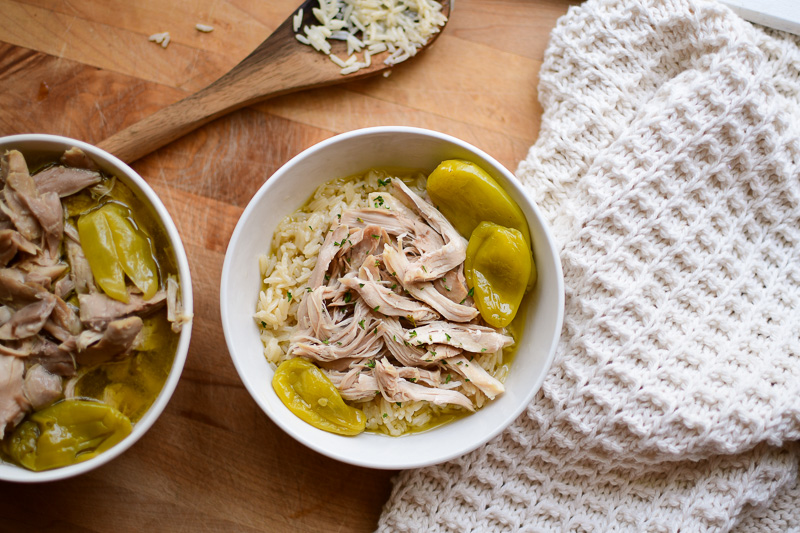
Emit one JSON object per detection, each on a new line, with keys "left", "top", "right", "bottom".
{"left": 378, "top": 0, "right": 800, "bottom": 530}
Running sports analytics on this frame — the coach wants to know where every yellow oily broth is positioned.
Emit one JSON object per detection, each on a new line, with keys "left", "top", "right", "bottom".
{"left": 1, "top": 162, "right": 181, "bottom": 469}
{"left": 64, "top": 177, "right": 180, "bottom": 423}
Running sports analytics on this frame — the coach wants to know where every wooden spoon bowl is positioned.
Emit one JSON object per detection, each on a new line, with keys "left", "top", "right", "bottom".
{"left": 98, "top": 0, "right": 451, "bottom": 163}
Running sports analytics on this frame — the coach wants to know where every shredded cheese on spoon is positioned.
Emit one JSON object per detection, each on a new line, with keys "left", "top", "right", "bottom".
{"left": 294, "top": 0, "right": 447, "bottom": 75}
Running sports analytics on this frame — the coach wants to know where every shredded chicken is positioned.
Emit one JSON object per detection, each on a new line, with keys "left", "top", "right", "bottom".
{"left": 404, "top": 321, "right": 514, "bottom": 353}
{"left": 389, "top": 179, "right": 468, "bottom": 283}
{"left": 22, "top": 364, "right": 62, "bottom": 410}
{"left": 33, "top": 165, "right": 102, "bottom": 197}
{"left": 78, "top": 289, "right": 167, "bottom": 331}
{"left": 374, "top": 358, "right": 474, "bottom": 411}
{"left": 0, "top": 229, "right": 38, "bottom": 266}
{"left": 382, "top": 243, "right": 478, "bottom": 322}
{"left": 166, "top": 275, "right": 192, "bottom": 333}
{"left": 0, "top": 354, "right": 27, "bottom": 439}
{"left": 341, "top": 204, "right": 444, "bottom": 255}
{"left": 0, "top": 148, "right": 186, "bottom": 443}
{"left": 339, "top": 259, "right": 439, "bottom": 323}
{"left": 0, "top": 292, "right": 56, "bottom": 340}
{"left": 309, "top": 225, "right": 350, "bottom": 288}
{"left": 326, "top": 368, "right": 380, "bottom": 401}
{"left": 70, "top": 316, "right": 143, "bottom": 366}
{"left": 281, "top": 174, "right": 513, "bottom": 418}
{"left": 445, "top": 355, "right": 505, "bottom": 400}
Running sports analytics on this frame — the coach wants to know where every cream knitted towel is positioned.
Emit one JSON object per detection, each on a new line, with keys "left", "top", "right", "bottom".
{"left": 378, "top": 0, "right": 800, "bottom": 531}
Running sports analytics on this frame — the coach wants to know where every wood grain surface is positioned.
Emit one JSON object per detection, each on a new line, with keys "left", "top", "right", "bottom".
{"left": 0, "top": 0, "right": 576, "bottom": 531}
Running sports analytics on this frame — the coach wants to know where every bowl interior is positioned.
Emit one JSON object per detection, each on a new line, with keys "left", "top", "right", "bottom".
{"left": 0, "top": 134, "right": 193, "bottom": 482}
{"left": 222, "top": 127, "right": 563, "bottom": 469}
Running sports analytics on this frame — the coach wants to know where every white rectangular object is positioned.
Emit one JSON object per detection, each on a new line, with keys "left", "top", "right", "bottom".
{"left": 721, "top": 0, "right": 800, "bottom": 36}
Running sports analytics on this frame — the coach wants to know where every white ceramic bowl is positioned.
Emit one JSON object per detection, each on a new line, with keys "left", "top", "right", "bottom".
{"left": 221, "top": 127, "right": 563, "bottom": 469}
{"left": 0, "top": 134, "right": 193, "bottom": 482}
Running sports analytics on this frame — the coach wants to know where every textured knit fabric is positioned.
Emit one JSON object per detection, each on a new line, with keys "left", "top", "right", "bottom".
{"left": 378, "top": 0, "right": 800, "bottom": 531}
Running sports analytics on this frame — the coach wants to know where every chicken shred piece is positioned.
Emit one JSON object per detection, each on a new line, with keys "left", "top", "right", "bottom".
{"left": 373, "top": 357, "right": 473, "bottom": 411}
{"left": 445, "top": 355, "right": 505, "bottom": 400}
{"left": 390, "top": 179, "right": 467, "bottom": 283}
{"left": 382, "top": 243, "right": 478, "bottom": 322}
{"left": 339, "top": 260, "right": 439, "bottom": 324}
{"left": 404, "top": 321, "right": 514, "bottom": 353}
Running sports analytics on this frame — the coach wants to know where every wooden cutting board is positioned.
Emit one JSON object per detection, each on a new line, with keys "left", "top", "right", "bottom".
{"left": 0, "top": 0, "right": 576, "bottom": 531}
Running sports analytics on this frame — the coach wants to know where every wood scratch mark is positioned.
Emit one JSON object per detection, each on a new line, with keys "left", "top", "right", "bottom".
{"left": 58, "top": 15, "right": 76, "bottom": 59}
{"left": 94, "top": 101, "right": 107, "bottom": 127}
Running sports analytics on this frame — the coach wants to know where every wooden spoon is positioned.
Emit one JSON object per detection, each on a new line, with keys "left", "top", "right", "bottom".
{"left": 98, "top": 0, "right": 451, "bottom": 163}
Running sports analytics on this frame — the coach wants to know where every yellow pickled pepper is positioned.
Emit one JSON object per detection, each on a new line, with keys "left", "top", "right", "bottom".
{"left": 78, "top": 208, "right": 128, "bottom": 302}
{"left": 5, "top": 400, "right": 132, "bottom": 471}
{"left": 103, "top": 204, "right": 159, "bottom": 300}
{"left": 465, "top": 222, "right": 531, "bottom": 328}
{"left": 77, "top": 203, "right": 159, "bottom": 302}
{"left": 273, "top": 358, "right": 366, "bottom": 436}
{"left": 426, "top": 159, "right": 536, "bottom": 291}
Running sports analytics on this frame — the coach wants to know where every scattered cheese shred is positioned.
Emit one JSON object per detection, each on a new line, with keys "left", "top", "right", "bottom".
{"left": 148, "top": 32, "right": 171, "bottom": 48}
{"left": 195, "top": 23, "right": 214, "bottom": 32}
{"left": 293, "top": 8, "right": 304, "bottom": 32}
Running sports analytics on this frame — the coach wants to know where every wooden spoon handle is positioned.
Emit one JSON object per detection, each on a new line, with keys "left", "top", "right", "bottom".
{"left": 97, "top": 88, "right": 233, "bottom": 164}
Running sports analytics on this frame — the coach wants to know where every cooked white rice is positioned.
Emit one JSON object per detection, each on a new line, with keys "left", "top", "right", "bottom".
{"left": 294, "top": 0, "right": 448, "bottom": 75}
{"left": 255, "top": 169, "right": 511, "bottom": 435}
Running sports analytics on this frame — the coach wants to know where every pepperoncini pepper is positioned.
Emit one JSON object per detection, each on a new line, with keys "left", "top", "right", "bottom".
{"left": 78, "top": 203, "right": 159, "bottom": 302}
{"left": 4, "top": 399, "right": 132, "bottom": 471}
{"left": 273, "top": 358, "right": 366, "bottom": 436}
{"left": 78, "top": 206, "right": 126, "bottom": 301}
{"left": 426, "top": 159, "right": 536, "bottom": 290}
{"left": 465, "top": 222, "right": 531, "bottom": 328}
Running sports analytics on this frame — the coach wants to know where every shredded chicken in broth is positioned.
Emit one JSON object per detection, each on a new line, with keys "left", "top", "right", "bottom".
{"left": 0, "top": 148, "right": 189, "bottom": 471}
{"left": 257, "top": 169, "right": 514, "bottom": 436}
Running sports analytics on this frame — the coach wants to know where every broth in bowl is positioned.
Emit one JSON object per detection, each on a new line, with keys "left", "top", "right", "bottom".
{"left": 0, "top": 143, "right": 191, "bottom": 474}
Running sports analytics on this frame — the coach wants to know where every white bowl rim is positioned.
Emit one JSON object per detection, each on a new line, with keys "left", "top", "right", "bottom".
{"left": 0, "top": 133, "right": 194, "bottom": 483}
{"left": 221, "top": 126, "right": 564, "bottom": 469}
